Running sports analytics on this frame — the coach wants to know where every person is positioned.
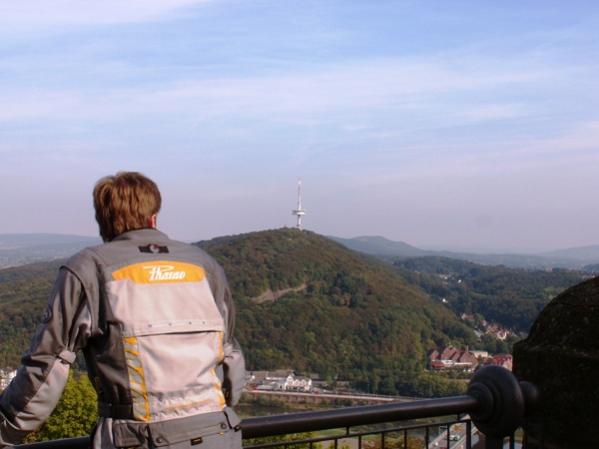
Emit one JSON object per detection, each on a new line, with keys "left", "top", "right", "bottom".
{"left": 0, "top": 172, "right": 245, "bottom": 449}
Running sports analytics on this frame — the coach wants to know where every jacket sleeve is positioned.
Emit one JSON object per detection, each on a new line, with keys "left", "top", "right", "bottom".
{"left": 212, "top": 265, "right": 246, "bottom": 407}
{"left": 0, "top": 267, "right": 93, "bottom": 447}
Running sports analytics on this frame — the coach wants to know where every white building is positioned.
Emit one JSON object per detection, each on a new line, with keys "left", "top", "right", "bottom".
{"left": 251, "top": 371, "right": 313, "bottom": 392}
{"left": 286, "top": 376, "right": 312, "bottom": 392}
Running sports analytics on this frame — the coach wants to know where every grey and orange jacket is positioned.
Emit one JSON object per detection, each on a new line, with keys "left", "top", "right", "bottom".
{"left": 0, "top": 228, "right": 245, "bottom": 447}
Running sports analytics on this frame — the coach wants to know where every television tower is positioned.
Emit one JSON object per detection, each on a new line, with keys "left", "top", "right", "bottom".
{"left": 291, "top": 179, "right": 306, "bottom": 230}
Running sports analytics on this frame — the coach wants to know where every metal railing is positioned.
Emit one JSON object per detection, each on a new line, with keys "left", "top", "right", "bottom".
{"left": 244, "top": 415, "right": 476, "bottom": 449}
{"left": 19, "top": 366, "right": 536, "bottom": 449}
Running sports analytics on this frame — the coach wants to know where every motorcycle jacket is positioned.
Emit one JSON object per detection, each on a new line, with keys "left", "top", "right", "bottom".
{"left": 0, "top": 229, "right": 245, "bottom": 448}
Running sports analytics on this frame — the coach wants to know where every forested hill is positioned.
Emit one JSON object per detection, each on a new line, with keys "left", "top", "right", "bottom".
{"left": 394, "top": 256, "right": 586, "bottom": 334}
{"left": 0, "top": 228, "right": 477, "bottom": 396}
{"left": 0, "top": 261, "right": 63, "bottom": 366}
{"left": 196, "top": 228, "right": 476, "bottom": 395}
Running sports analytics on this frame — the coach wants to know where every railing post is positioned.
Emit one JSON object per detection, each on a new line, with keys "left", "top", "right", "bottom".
{"left": 466, "top": 420, "right": 472, "bottom": 449}
{"left": 466, "top": 365, "right": 537, "bottom": 445}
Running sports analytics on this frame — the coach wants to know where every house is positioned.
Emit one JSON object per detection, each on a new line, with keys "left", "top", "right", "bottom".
{"left": 470, "top": 350, "right": 489, "bottom": 359}
{"left": 479, "top": 354, "right": 513, "bottom": 371}
{"left": 428, "top": 346, "right": 478, "bottom": 372}
{"left": 484, "top": 323, "right": 512, "bottom": 341}
{"left": 492, "top": 354, "right": 513, "bottom": 371}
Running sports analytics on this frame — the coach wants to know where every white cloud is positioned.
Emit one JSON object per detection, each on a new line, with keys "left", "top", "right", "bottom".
{"left": 0, "top": 57, "right": 551, "bottom": 126}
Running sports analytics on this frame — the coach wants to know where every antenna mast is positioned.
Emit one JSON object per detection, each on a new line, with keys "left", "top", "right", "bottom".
{"left": 291, "top": 179, "right": 306, "bottom": 230}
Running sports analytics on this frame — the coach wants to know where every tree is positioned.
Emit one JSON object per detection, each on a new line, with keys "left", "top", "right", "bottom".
{"left": 28, "top": 370, "right": 98, "bottom": 442}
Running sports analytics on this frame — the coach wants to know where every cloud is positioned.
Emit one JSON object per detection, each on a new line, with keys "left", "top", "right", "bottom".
{"left": 0, "top": 0, "right": 211, "bottom": 30}
{"left": 365, "top": 119, "right": 599, "bottom": 182}
{"left": 0, "top": 56, "right": 551, "bottom": 126}
{"left": 454, "top": 103, "right": 530, "bottom": 123}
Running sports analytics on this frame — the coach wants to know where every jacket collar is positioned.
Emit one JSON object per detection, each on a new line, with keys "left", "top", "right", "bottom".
{"left": 112, "top": 228, "right": 169, "bottom": 242}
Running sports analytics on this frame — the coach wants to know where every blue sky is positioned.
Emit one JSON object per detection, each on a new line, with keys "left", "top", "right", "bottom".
{"left": 1, "top": 1, "right": 598, "bottom": 252}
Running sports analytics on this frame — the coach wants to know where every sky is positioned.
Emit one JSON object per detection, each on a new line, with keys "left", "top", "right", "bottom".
{"left": 1, "top": 0, "right": 598, "bottom": 253}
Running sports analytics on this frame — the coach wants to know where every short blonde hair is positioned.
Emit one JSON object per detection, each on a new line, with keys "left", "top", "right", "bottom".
{"left": 93, "top": 172, "right": 161, "bottom": 242}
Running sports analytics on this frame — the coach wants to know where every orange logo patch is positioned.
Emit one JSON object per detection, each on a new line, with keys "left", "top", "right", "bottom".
{"left": 112, "top": 261, "right": 205, "bottom": 284}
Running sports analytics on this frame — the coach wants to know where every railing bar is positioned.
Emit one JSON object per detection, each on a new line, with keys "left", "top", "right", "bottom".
{"left": 252, "top": 417, "right": 472, "bottom": 446}
{"left": 334, "top": 437, "right": 338, "bottom": 449}
{"left": 340, "top": 422, "right": 465, "bottom": 440}
{"left": 245, "top": 431, "right": 351, "bottom": 449}
{"left": 425, "top": 426, "right": 429, "bottom": 449}
{"left": 245, "top": 422, "right": 472, "bottom": 449}
{"left": 339, "top": 419, "right": 471, "bottom": 438}
{"left": 381, "top": 431, "right": 385, "bottom": 449}
{"left": 238, "top": 423, "right": 487, "bottom": 449}
{"left": 403, "top": 429, "right": 407, "bottom": 449}
{"left": 245, "top": 435, "right": 348, "bottom": 449}
{"left": 509, "top": 432, "right": 515, "bottom": 449}
{"left": 241, "top": 395, "right": 479, "bottom": 438}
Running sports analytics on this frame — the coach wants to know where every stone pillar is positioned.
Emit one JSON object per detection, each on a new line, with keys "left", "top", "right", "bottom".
{"left": 513, "top": 276, "right": 599, "bottom": 449}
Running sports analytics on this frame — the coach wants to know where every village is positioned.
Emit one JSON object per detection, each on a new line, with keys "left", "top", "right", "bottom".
{"left": 428, "top": 345, "right": 513, "bottom": 373}
{"left": 245, "top": 344, "right": 513, "bottom": 397}
{"left": 0, "top": 348, "right": 512, "bottom": 397}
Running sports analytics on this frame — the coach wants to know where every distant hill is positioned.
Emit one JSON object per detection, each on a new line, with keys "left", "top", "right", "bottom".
{"left": 541, "top": 245, "right": 599, "bottom": 264}
{"left": 328, "top": 235, "right": 427, "bottom": 258}
{"left": 583, "top": 263, "right": 599, "bottom": 274}
{"left": 330, "top": 235, "right": 596, "bottom": 269}
{"left": 0, "top": 234, "right": 100, "bottom": 269}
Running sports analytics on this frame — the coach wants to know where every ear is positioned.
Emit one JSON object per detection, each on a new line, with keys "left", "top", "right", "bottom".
{"left": 148, "top": 214, "right": 157, "bottom": 228}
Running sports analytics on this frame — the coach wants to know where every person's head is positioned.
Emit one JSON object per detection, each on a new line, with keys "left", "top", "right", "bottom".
{"left": 93, "top": 171, "right": 162, "bottom": 242}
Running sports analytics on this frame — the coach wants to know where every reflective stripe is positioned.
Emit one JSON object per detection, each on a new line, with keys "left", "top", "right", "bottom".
{"left": 123, "top": 337, "right": 151, "bottom": 421}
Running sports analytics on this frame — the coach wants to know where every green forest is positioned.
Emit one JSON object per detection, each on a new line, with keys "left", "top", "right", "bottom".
{"left": 0, "top": 229, "right": 588, "bottom": 400}
{"left": 393, "top": 256, "right": 584, "bottom": 334}
{"left": 0, "top": 261, "right": 62, "bottom": 367}
{"left": 198, "top": 229, "right": 476, "bottom": 396}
